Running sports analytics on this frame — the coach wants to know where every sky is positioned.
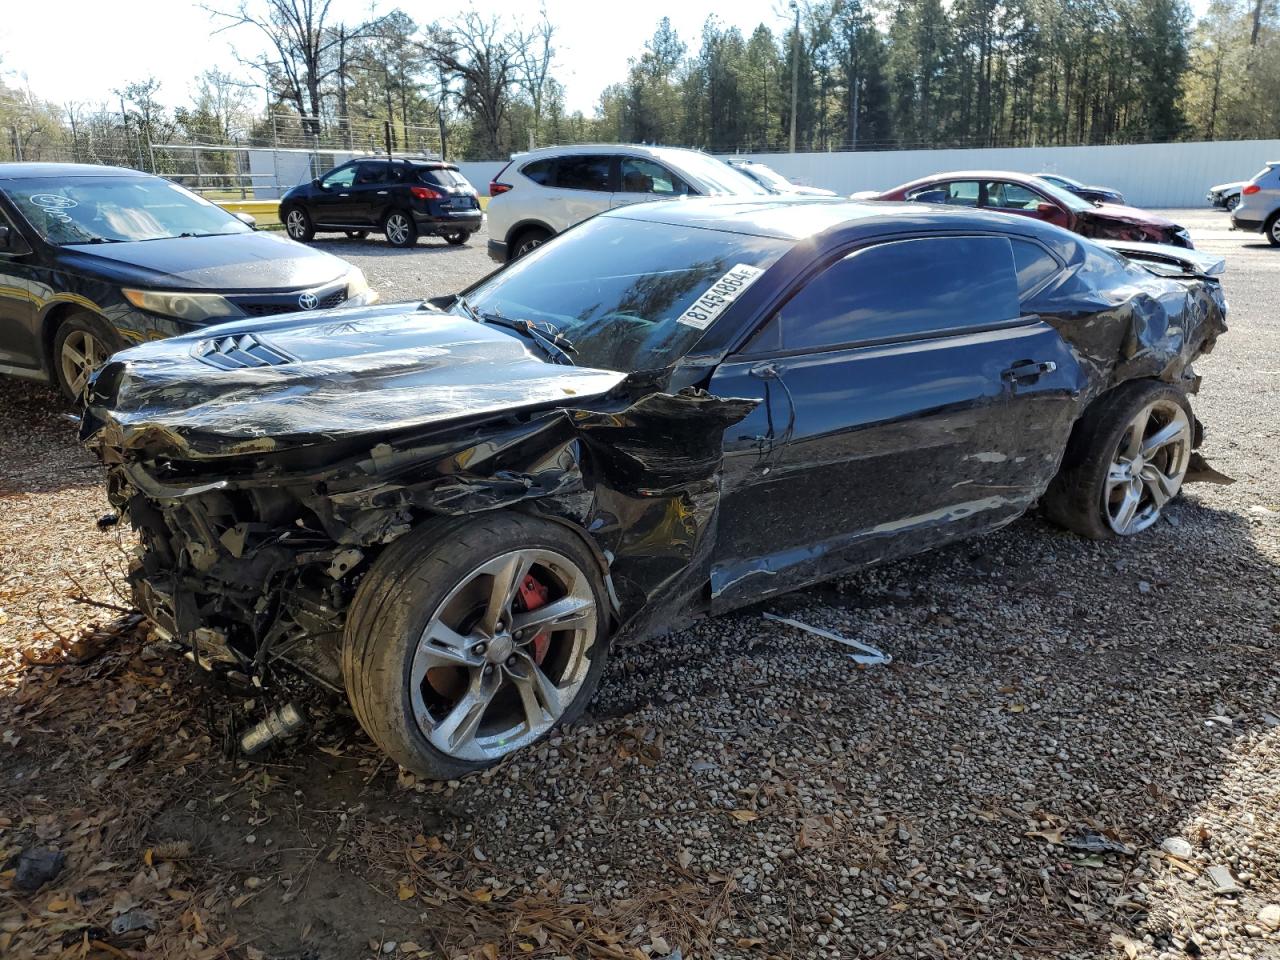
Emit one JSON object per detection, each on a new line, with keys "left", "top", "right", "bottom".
{"left": 0, "top": 0, "right": 789, "bottom": 117}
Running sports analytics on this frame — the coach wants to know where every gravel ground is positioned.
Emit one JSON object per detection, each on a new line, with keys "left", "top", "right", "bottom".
{"left": 0, "top": 208, "right": 1277, "bottom": 960}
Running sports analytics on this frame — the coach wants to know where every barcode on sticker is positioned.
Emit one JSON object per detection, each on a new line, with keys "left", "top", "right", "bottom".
{"left": 675, "top": 263, "right": 765, "bottom": 330}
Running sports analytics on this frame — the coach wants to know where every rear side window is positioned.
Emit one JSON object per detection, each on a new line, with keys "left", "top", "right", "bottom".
{"left": 354, "top": 162, "right": 387, "bottom": 185}
{"left": 986, "top": 181, "right": 1043, "bottom": 210}
{"left": 554, "top": 155, "right": 612, "bottom": 192}
{"left": 1010, "top": 239, "right": 1062, "bottom": 297}
{"left": 907, "top": 181, "right": 980, "bottom": 206}
{"left": 417, "top": 167, "right": 471, "bottom": 189}
{"left": 757, "top": 236, "right": 1022, "bottom": 353}
{"left": 521, "top": 159, "right": 555, "bottom": 185}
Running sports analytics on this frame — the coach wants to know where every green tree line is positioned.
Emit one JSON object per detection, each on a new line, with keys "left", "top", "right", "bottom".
{"left": 2, "top": 0, "right": 1279, "bottom": 167}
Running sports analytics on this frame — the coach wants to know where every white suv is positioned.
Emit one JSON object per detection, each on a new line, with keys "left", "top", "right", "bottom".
{"left": 485, "top": 144, "right": 768, "bottom": 263}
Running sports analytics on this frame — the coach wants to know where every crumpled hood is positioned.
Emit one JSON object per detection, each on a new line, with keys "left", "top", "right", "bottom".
{"left": 83, "top": 303, "right": 626, "bottom": 459}
{"left": 59, "top": 231, "right": 348, "bottom": 291}
{"left": 1088, "top": 202, "right": 1177, "bottom": 229}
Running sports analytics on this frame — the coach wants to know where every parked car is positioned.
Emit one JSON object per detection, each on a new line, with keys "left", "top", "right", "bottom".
{"left": 1035, "top": 172, "right": 1125, "bottom": 205}
{"left": 1229, "top": 161, "right": 1280, "bottom": 245}
{"left": 726, "top": 159, "right": 838, "bottom": 196}
{"left": 871, "top": 171, "right": 1192, "bottom": 248}
{"left": 83, "top": 197, "right": 1227, "bottom": 779}
{"left": 0, "top": 163, "right": 375, "bottom": 399}
{"left": 281, "top": 157, "right": 482, "bottom": 248}
{"left": 485, "top": 144, "right": 768, "bottom": 263}
{"left": 1207, "top": 180, "right": 1246, "bottom": 210}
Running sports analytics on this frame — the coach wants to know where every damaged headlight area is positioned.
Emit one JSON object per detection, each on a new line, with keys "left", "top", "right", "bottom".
{"left": 123, "top": 288, "right": 245, "bottom": 324}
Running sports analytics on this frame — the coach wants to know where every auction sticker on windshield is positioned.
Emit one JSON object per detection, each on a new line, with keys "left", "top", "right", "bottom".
{"left": 675, "top": 264, "right": 765, "bottom": 330}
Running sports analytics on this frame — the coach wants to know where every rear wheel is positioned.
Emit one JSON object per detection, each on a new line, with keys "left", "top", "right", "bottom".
{"left": 1042, "top": 380, "right": 1193, "bottom": 539}
{"left": 383, "top": 210, "right": 418, "bottom": 247}
{"left": 1225, "top": 194, "right": 1240, "bottom": 211}
{"left": 510, "top": 227, "right": 551, "bottom": 261}
{"left": 54, "top": 312, "right": 124, "bottom": 402}
{"left": 443, "top": 231, "right": 468, "bottom": 246}
{"left": 342, "top": 514, "right": 610, "bottom": 780}
{"left": 284, "top": 206, "right": 314, "bottom": 242}
{"left": 1266, "top": 213, "right": 1280, "bottom": 247}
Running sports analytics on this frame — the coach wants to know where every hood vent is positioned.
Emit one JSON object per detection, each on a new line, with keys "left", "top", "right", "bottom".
{"left": 195, "top": 333, "right": 294, "bottom": 370}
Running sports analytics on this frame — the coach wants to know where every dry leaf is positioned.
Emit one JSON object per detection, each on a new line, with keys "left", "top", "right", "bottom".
{"left": 1008, "top": 703, "right": 1027, "bottom": 713}
{"left": 481, "top": 944, "right": 499, "bottom": 960}
{"left": 397, "top": 881, "right": 416, "bottom": 901}
{"left": 729, "top": 809, "right": 758, "bottom": 822}
{"left": 469, "top": 888, "right": 493, "bottom": 902}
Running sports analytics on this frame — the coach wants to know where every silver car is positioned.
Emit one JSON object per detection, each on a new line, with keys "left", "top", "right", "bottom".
{"left": 1207, "top": 180, "right": 1245, "bottom": 210}
{"left": 1230, "top": 161, "right": 1280, "bottom": 245}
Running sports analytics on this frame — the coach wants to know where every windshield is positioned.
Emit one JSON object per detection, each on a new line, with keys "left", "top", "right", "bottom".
{"left": 3, "top": 176, "right": 251, "bottom": 245}
{"left": 453, "top": 215, "right": 791, "bottom": 372}
{"left": 1040, "top": 173, "right": 1082, "bottom": 190}
{"left": 665, "top": 152, "right": 769, "bottom": 196}
{"left": 1034, "top": 178, "right": 1094, "bottom": 212}
{"left": 741, "top": 164, "right": 796, "bottom": 192}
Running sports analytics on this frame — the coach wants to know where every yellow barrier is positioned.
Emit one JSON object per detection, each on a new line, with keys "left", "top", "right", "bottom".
{"left": 216, "top": 196, "right": 488, "bottom": 227}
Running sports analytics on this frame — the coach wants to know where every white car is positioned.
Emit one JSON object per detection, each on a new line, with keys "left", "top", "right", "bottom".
{"left": 485, "top": 144, "right": 769, "bottom": 263}
{"left": 727, "top": 159, "right": 838, "bottom": 197}
{"left": 1207, "top": 180, "right": 1246, "bottom": 210}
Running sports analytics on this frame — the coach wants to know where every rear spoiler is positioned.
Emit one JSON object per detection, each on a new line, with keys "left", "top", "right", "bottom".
{"left": 1100, "top": 240, "right": 1225, "bottom": 279}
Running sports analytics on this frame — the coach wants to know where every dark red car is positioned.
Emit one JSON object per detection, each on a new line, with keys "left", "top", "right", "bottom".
{"left": 869, "top": 171, "right": 1192, "bottom": 248}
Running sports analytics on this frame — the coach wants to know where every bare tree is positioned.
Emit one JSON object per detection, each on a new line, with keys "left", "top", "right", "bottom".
{"left": 513, "top": 8, "right": 557, "bottom": 147}
{"left": 424, "top": 12, "right": 519, "bottom": 157}
{"left": 204, "top": 0, "right": 385, "bottom": 135}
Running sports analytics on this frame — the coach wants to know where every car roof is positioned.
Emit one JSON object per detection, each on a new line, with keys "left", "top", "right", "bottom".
{"left": 602, "top": 196, "right": 1081, "bottom": 249}
{"left": 509, "top": 143, "right": 713, "bottom": 162}
{"left": 895, "top": 170, "right": 1048, "bottom": 190}
{"left": 0, "top": 163, "right": 149, "bottom": 180}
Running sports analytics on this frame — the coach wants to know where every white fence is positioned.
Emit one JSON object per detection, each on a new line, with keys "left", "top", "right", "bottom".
{"left": 452, "top": 140, "right": 1280, "bottom": 208}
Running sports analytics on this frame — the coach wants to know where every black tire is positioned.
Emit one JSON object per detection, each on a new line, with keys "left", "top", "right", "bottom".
{"left": 443, "top": 231, "right": 468, "bottom": 246}
{"left": 342, "top": 513, "right": 611, "bottom": 780}
{"left": 510, "top": 227, "right": 551, "bottom": 261}
{"left": 53, "top": 312, "right": 125, "bottom": 402}
{"left": 1266, "top": 212, "right": 1280, "bottom": 247}
{"left": 383, "top": 210, "right": 418, "bottom": 247}
{"left": 1225, "top": 194, "right": 1240, "bottom": 211}
{"left": 344, "top": 230, "right": 369, "bottom": 240}
{"left": 283, "top": 206, "right": 314, "bottom": 242}
{"left": 1041, "top": 379, "right": 1193, "bottom": 540}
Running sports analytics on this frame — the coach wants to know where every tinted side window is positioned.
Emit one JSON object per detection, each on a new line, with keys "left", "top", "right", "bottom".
{"left": 554, "top": 155, "right": 612, "bottom": 191}
{"left": 761, "top": 236, "right": 1022, "bottom": 353}
{"left": 1010, "top": 239, "right": 1061, "bottom": 297}
{"left": 354, "top": 162, "right": 387, "bottom": 185}
{"left": 521, "top": 158, "right": 555, "bottom": 185}
{"left": 907, "top": 181, "right": 980, "bottom": 206}
{"left": 985, "top": 181, "right": 1043, "bottom": 210}
{"left": 418, "top": 167, "right": 470, "bottom": 188}
{"left": 0, "top": 207, "right": 22, "bottom": 252}
{"left": 620, "top": 157, "right": 688, "bottom": 195}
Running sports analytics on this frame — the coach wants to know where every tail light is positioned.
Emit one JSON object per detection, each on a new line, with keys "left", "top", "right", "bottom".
{"left": 410, "top": 186, "right": 441, "bottom": 200}
{"left": 1243, "top": 184, "right": 1261, "bottom": 195}
{"left": 489, "top": 181, "right": 512, "bottom": 196}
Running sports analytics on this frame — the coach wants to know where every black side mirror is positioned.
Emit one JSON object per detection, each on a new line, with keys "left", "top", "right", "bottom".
{"left": 0, "top": 224, "right": 10, "bottom": 248}
{"left": 0, "top": 224, "right": 23, "bottom": 254}
{"left": 312, "top": 178, "right": 323, "bottom": 189}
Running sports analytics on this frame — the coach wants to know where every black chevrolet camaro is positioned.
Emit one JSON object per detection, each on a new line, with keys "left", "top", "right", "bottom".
{"left": 83, "top": 198, "right": 1227, "bottom": 779}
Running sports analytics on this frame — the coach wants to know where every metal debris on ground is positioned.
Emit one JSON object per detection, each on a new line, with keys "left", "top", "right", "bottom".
{"left": 1064, "top": 830, "right": 1135, "bottom": 856}
{"left": 1207, "top": 864, "right": 1242, "bottom": 894}
{"left": 762, "top": 612, "right": 892, "bottom": 666}
{"left": 239, "top": 702, "right": 307, "bottom": 756}
{"left": 13, "top": 847, "right": 65, "bottom": 890}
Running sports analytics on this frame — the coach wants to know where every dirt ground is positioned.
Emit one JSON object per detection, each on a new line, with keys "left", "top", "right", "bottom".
{"left": 1, "top": 209, "right": 1278, "bottom": 960}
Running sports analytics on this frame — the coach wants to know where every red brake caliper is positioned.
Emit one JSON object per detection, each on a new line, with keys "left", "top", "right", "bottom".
{"left": 516, "top": 573, "right": 551, "bottom": 665}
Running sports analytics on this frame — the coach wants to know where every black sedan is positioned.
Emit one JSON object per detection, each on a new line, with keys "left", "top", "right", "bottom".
{"left": 1036, "top": 172, "right": 1126, "bottom": 205}
{"left": 280, "top": 157, "right": 482, "bottom": 248}
{"left": 0, "top": 163, "right": 375, "bottom": 399}
{"left": 83, "top": 198, "right": 1227, "bottom": 779}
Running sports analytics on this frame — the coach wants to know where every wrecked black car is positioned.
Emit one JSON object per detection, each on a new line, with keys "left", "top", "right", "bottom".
{"left": 82, "top": 198, "right": 1227, "bottom": 779}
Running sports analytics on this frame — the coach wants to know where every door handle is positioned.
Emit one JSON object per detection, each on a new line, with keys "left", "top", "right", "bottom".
{"left": 339, "top": 192, "right": 350, "bottom": 197}
{"left": 1002, "top": 360, "right": 1057, "bottom": 383}
{"left": 376, "top": 190, "right": 388, "bottom": 195}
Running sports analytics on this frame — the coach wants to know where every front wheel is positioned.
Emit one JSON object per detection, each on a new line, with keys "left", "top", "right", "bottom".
{"left": 342, "top": 514, "right": 610, "bottom": 780}
{"left": 1042, "top": 380, "right": 1193, "bottom": 539}
{"left": 284, "top": 206, "right": 314, "bottom": 242}
{"left": 383, "top": 210, "right": 418, "bottom": 247}
{"left": 54, "top": 312, "right": 124, "bottom": 402}
{"left": 1266, "top": 213, "right": 1280, "bottom": 247}
{"left": 1225, "top": 194, "right": 1240, "bottom": 211}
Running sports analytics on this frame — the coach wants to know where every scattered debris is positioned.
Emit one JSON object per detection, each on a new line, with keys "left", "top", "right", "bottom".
{"left": 13, "top": 847, "right": 65, "bottom": 890}
{"left": 1161, "top": 837, "right": 1194, "bottom": 859}
{"left": 762, "top": 612, "right": 892, "bottom": 666}
{"left": 239, "top": 702, "right": 307, "bottom": 756}
{"left": 110, "top": 909, "right": 157, "bottom": 935}
{"left": 1064, "top": 830, "right": 1135, "bottom": 856}
{"left": 1258, "top": 904, "right": 1280, "bottom": 931}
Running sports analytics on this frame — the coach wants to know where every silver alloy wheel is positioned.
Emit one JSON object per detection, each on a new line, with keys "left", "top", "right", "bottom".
{"left": 1103, "top": 399, "right": 1191, "bottom": 535}
{"left": 1271, "top": 217, "right": 1280, "bottom": 245}
{"left": 60, "top": 329, "right": 107, "bottom": 398}
{"left": 386, "top": 213, "right": 411, "bottom": 245}
{"left": 408, "top": 548, "right": 597, "bottom": 763}
{"left": 516, "top": 236, "right": 543, "bottom": 257}
{"left": 1226, "top": 194, "right": 1240, "bottom": 211}
{"left": 286, "top": 209, "right": 307, "bottom": 239}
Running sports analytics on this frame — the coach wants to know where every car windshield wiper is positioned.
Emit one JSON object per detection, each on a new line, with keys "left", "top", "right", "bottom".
{"left": 63, "top": 236, "right": 127, "bottom": 245}
{"left": 456, "top": 296, "right": 577, "bottom": 366}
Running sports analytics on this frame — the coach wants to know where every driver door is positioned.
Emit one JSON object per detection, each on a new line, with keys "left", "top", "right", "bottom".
{"left": 310, "top": 163, "right": 358, "bottom": 226}
{"left": 0, "top": 205, "right": 41, "bottom": 370}
{"left": 706, "top": 234, "right": 1083, "bottom": 610}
